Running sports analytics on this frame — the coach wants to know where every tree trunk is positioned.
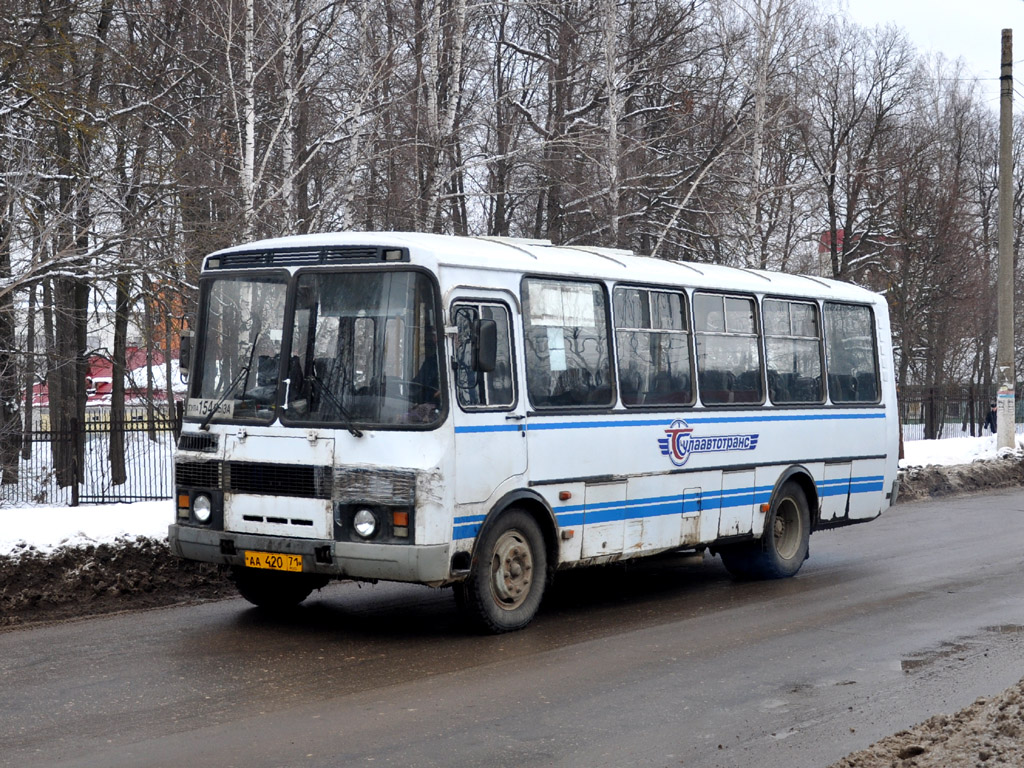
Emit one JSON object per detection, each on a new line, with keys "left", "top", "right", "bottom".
{"left": 0, "top": 192, "right": 21, "bottom": 484}
{"left": 109, "top": 273, "right": 130, "bottom": 485}
{"left": 241, "top": 0, "right": 257, "bottom": 238}
{"left": 142, "top": 274, "right": 157, "bottom": 440}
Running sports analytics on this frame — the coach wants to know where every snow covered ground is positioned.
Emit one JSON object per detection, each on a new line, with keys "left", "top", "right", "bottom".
{"left": 0, "top": 499, "right": 172, "bottom": 557}
{"left": 1, "top": 434, "right": 1021, "bottom": 558}
{"left": 901, "top": 432, "right": 1024, "bottom": 466}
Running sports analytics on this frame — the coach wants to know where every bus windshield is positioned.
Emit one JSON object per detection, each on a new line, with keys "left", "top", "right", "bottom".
{"left": 286, "top": 270, "right": 443, "bottom": 427}
{"left": 188, "top": 269, "right": 444, "bottom": 429}
{"left": 190, "top": 275, "right": 289, "bottom": 424}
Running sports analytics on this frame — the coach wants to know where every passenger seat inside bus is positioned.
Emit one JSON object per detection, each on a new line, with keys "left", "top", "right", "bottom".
{"left": 856, "top": 372, "right": 877, "bottom": 401}
{"left": 828, "top": 373, "right": 862, "bottom": 402}
{"left": 620, "top": 369, "right": 643, "bottom": 405}
{"left": 551, "top": 368, "right": 592, "bottom": 406}
{"left": 698, "top": 369, "right": 734, "bottom": 404}
{"left": 767, "top": 370, "right": 789, "bottom": 403}
{"left": 645, "top": 372, "right": 689, "bottom": 405}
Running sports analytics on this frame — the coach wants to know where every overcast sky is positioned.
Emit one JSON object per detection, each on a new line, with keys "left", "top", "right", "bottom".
{"left": 842, "top": 0, "right": 1024, "bottom": 109}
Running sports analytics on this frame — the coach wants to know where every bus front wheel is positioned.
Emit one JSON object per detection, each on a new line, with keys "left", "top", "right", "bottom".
{"left": 721, "top": 481, "right": 810, "bottom": 580}
{"left": 232, "top": 567, "right": 327, "bottom": 611}
{"left": 457, "top": 509, "right": 547, "bottom": 633}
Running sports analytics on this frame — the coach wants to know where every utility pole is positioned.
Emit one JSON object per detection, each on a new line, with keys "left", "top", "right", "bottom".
{"left": 997, "top": 29, "right": 1016, "bottom": 450}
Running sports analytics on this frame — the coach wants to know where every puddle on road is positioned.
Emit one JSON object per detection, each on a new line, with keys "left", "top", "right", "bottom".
{"left": 901, "top": 642, "right": 972, "bottom": 672}
{"left": 985, "top": 624, "right": 1024, "bottom": 635}
{"left": 900, "top": 625, "right": 1024, "bottom": 672}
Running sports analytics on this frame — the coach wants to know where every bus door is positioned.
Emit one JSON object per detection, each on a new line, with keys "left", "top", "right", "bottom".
{"left": 450, "top": 295, "right": 527, "bottom": 504}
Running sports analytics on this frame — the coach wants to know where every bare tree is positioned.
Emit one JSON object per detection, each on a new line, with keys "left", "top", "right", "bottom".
{"left": 801, "top": 21, "right": 916, "bottom": 281}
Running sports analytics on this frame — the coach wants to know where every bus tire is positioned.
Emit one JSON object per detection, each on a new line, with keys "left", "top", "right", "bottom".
{"left": 722, "top": 481, "right": 810, "bottom": 580}
{"left": 457, "top": 509, "right": 547, "bottom": 633}
{"left": 232, "top": 567, "right": 326, "bottom": 611}
{"left": 719, "top": 545, "right": 757, "bottom": 579}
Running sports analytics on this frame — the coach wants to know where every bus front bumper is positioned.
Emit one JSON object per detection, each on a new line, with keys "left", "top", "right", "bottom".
{"left": 168, "top": 524, "right": 452, "bottom": 586}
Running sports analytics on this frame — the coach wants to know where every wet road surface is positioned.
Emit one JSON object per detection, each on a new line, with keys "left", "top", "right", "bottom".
{"left": 3, "top": 488, "right": 1024, "bottom": 768}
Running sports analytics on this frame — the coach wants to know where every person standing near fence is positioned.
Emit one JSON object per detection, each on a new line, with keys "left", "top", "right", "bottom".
{"left": 985, "top": 402, "right": 998, "bottom": 434}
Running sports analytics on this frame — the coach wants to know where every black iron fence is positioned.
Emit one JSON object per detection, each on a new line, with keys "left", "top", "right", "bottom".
{"left": 0, "top": 409, "right": 181, "bottom": 507}
{"left": 899, "top": 385, "right": 1024, "bottom": 441}
{"left": 1, "top": 386, "right": 1017, "bottom": 508}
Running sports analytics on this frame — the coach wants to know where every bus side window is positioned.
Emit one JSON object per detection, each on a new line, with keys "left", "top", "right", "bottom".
{"left": 694, "top": 293, "right": 764, "bottom": 405}
{"left": 763, "top": 298, "right": 824, "bottom": 404}
{"left": 613, "top": 286, "right": 692, "bottom": 407}
{"left": 823, "top": 303, "right": 880, "bottom": 403}
{"left": 452, "top": 302, "right": 515, "bottom": 409}
{"left": 522, "top": 278, "right": 613, "bottom": 409}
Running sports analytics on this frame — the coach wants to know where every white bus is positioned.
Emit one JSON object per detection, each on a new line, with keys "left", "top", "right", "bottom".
{"left": 170, "top": 232, "right": 900, "bottom": 632}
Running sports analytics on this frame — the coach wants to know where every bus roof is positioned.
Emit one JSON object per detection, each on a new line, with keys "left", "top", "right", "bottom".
{"left": 211, "top": 231, "right": 881, "bottom": 304}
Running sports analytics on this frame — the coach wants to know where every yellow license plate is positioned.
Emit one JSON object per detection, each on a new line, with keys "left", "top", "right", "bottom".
{"left": 243, "top": 550, "right": 304, "bottom": 572}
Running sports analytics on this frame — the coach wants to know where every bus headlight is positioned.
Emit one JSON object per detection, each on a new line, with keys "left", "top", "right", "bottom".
{"left": 353, "top": 508, "right": 378, "bottom": 538}
{"left": 193, "top": 494, "right": 213, "bottom": 523}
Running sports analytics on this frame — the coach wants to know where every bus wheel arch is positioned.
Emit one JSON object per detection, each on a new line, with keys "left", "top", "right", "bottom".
{"left": 481, "top": 490, "right": 559, "bottom": 583}
{"left": 456, "top": 491, "right": 557, "bottom": 633}
{"left": 775, "top": 466, "right": 819, "bottom": 530}
{"left": 720, "top": 473, "right": 812, "bottom": 581}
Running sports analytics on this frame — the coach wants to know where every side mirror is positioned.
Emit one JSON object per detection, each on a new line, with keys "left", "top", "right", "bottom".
{"left": 179, "top": 332, "right": 193, "bottom": 380}
{"left": 473, "top": 319, "right": 497, "bottom": 373}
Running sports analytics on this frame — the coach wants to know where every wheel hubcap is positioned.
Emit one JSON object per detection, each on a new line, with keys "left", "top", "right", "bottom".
{"left": 490, "top": 530, "right": 533, "bottom": 610}
{"left": 773, "top": 497, "right": 801, "bottom": 561}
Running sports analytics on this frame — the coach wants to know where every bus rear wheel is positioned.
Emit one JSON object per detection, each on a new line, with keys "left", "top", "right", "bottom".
{"left": 457, "top": 509, "right": 547, "bottom": 633}
{"left": 232, "top": 567, "right": 327, "bottom": 611}
{"left": 721, "top": 481, "right": 809, "bottom": 580}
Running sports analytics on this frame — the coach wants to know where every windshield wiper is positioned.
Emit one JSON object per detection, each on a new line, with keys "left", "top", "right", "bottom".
{"left": 307, "top": 367, "right": 363, "bottom": 438}
{"left": 199, "top": 334, "right": 259, "bottom": 432}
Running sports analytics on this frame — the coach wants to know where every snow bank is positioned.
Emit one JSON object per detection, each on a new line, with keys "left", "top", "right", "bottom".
{"left": 0, "top": 500, "right": 172, "bottom": 557}
{"left": 900, "top": 434, "right": 1024, "bottom": 468}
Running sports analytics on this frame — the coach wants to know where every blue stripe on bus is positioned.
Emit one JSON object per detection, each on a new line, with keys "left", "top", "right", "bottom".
{"left": 454, "top": 411, "right": 886, "bottom": 434}
{"left": 551, "top": 487, "right": 766, "bottom": 527}
{"left": 455, "top": 424, "right": 526, "bottom": 434}
{"left": 816, "top": 475, "right": 885, "bottom": 497}
{"left": 452, "top": 474, "right": 886, "bottom": 540}
{"left": 452, "top": 513, "right": 487, "bottom": 540}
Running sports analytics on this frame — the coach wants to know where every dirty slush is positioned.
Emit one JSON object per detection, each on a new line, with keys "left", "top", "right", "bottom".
{"left": 2, "top": 456, "right": 1023, "bottom": 767}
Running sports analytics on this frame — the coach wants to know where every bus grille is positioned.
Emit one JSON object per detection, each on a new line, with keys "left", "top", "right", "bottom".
{"left": 175, "top": 461, "right": 221, "bottom": 488}
{"left": 212, "top": 246, "right": 404, "bottom": 268}
{"left": 176, "top": 461, "right": 415, "bottom": 503}
{"left": 177, "top": 432, "right": 219, "bottom": 453}
{"left": 225, "top": 462, "right": 332, "bottom": 499}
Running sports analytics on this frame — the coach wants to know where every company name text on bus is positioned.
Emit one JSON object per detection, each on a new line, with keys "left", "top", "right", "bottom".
{"left": 659, "top": 419, "right": 760, "bottom": 467}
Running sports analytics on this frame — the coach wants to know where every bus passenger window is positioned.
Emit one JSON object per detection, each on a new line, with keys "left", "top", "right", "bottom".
{"left": 452, "top": 302, "right": 515, "bottom": 409}
{"left": 763, "top": 299, "right": 824, "bottom": 404}
{"left": 824, "top": 303, "right": 880, "bottom": 403}
{"left": 694, "top": 293, "right": 764, "bottom": 405}
{"left": 522, "top": 279, "right": 613, "bottom": 409}
{"left": 613, "top": 287, "right": 692, "bottom": 407}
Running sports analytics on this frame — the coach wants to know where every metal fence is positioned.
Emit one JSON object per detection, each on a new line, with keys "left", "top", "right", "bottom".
{"left": 0, "top": 411, "right": 181, "bottom": 507}
{"left": 899, "top": 385, "right": 1024, "bottom": 441}
{"left": 1, "top": 386, "right": 1016, "bottom": 507}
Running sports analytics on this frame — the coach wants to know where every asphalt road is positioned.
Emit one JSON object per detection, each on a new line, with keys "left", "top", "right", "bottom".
{"left": 3, "top": 489, "right": 1024, "bottom": 768}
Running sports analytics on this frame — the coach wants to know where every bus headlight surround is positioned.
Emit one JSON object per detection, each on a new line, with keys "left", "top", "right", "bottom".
{"left": 353, "top": 508, "right": 378, "bottom": 538}
{"left": 193, "top": 494, "right": 213, "bottom": 524}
